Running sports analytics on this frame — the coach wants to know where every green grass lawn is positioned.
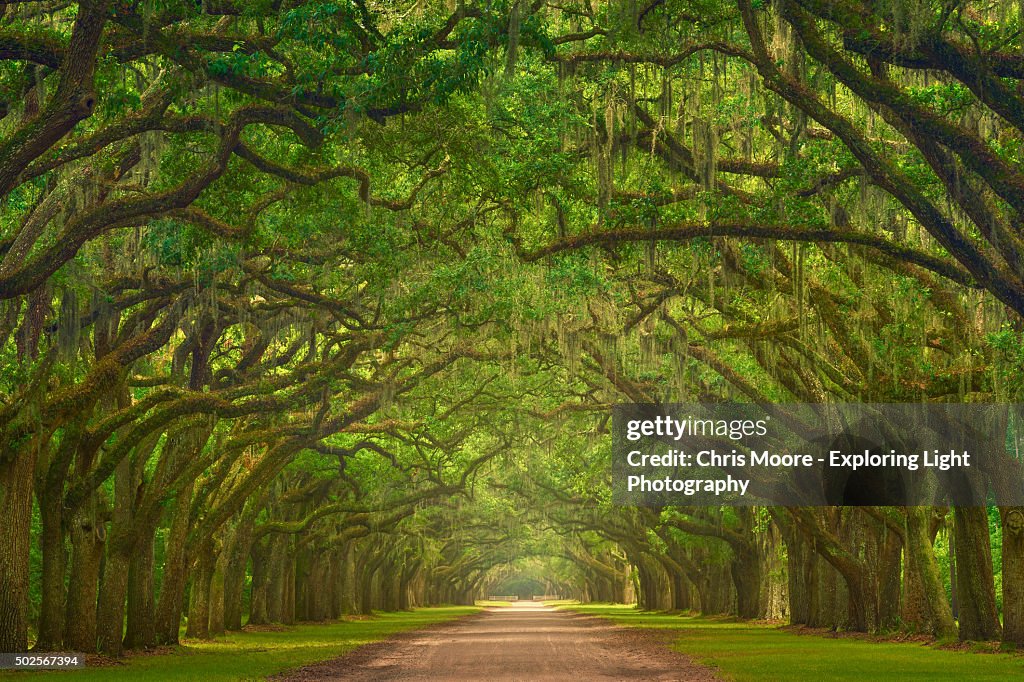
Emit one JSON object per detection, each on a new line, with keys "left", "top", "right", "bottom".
{"left": 1, "top": 607, "right": 478, "bottom": 682}
{"left": 564, "top": 604, "right": 1024, "bottom": 682}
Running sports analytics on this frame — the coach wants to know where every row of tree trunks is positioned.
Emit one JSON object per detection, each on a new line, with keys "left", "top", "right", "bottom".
{"left": 6, "top": 499, "right": 1021, "bottom": 649}
{"left": 14, "top": 509, "right": 1020, "bottom": 652}
{"left": 622, "top": 505, "right": 1023, "bottom": 648}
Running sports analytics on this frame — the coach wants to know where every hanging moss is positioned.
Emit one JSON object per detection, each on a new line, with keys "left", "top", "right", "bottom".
{"left": 505, "top": 1, "right": 521, "bottom": 78}
{"left": 57, "top": 286, "right": 80, "bottom": 364}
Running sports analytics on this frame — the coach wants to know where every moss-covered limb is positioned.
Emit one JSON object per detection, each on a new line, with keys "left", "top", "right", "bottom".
{"left": 170, "top": 196, "right": 290, "bottom": 252}
{"left": 807, "top": 0, "right": 1024, "bottom": 139}
{"left": 522, "top": 221, "right": 977, "bottom": 288}
{"left": 258, "top": 509, "right": 372, "bottom": 543}
{"left": 0, "top": 1, "right": 107, "bottom": 200}
{"left": 78, "top": 386, "right": 186, "bottom": 448}
{"left": 860, "top": 506, "right": 908, "bottom": 544}
{"left": 26, "top": 297, "right": 180, "bottom": 441}
{"left": 71, "top": 332, "right": 384, "bottom": 515}
{"left": 247, "top": 268, "right": 373, "bottom": 329}
{"left": 186, "top": 437, "right": 313, "bottom": 549}
{"left": 253, "top": 479, "right": 461, "bottom": 547}
{"left": 0, "top": 104, "right": 323, "bottom": 297}
{"left": 0, "top": 26, "right": 66, "bottom": 68}
{"left": 624, "top": 129, "right": 848, "bottom": 211}
{"left": 629, "top": 102, "right": 755, "bottom": 203}
{"left": 554, "top": 42, "right": 752, "bottom": 68}
{"left": 19, "top": 72, "right": 178, "bottom": 182}
{"left": 756, "top": 335, "right": 861, "bottom": 400}
{"left": 0, "top": 347, "right": 54, "bottom": 433}
{"left": 63, "top": 387, "right": 324, "bottom": 517}
{"left": 781, "top": 2, "right": 1024, "bottom": 277}
{"left": 897, "top": 126, "right": 1024, "bottom": 280}
{"left": 570, "top": 541, "right": 631, "bottom": 582}
{"left": 233, "top": 143, "right": 449, "bottom": 212}
{"left": 693, "top": 242, "right": 867, "bottom": 397}
{"left": 661, "top": 510, "right": 753, "bottom": 557}
{"left": 661, "top": 315, "right": 774, "bottom": 402}
{"left": 653, "top": 526, "right": 713, "bottom": 598}
{"left": 781, "top": 2, "right": 1024, "bottom": 215}
{"left": 738, "top": 0, "right": 1024, "bottom": 317}
{"left": 654, "top": 262, "right": 861, "bottom": 398}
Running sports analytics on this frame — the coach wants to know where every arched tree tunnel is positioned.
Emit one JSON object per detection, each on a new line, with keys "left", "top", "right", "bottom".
{"left": 484, "top": 561, "right": 563, "bottom": 600}
{"left": 2, "top": 0, "right": 1024, "bottom": 661}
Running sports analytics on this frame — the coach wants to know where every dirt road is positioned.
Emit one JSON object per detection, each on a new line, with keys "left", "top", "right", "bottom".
{"left": 279, "top": 601, "right": 719, "bottom": 681}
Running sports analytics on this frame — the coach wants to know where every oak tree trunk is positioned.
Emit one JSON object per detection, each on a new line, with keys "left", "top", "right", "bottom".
{"left": 953, "top": 506, "right": 1001, "bottom": 641}
{"left": 0, "top": 444, "right": 36, "bottom": 652}
{"left": 154, "top": 482, "right": 194, "bottom": 645}
{"left": 123, "top": 529, "right": 156, "bottom": 649}
{"left": 1002, "top": 507, "right": 1024, "bottom": 645}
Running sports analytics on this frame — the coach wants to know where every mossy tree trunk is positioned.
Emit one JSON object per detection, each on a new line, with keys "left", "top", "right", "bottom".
{"left": 33, "top": 474, "right": 66, "bottom": 652}
{"left": 185, "top": 538, "right": 215, "bottom": 639}
{"left": 953, "top": 506, "right": 1001, "bottom": 641}
{"left": 64, "top": 485, "right": 106, "bottom": 653}
{"left": 123, "top": 529, "right": 156, "bottom": 649}
{"left": 1002, "top": 507, "right": 1024, "bottom": 645}
{"left": 904, "top": 507, "right": 956, "bottom": 640}
{"left": 247, "top": 537, "right": 271, "bottom": 625}
{"left": 154, "top": 481, "right": 195, "bottom": 645}
{"left": 96, "top": 451, "right": 135, "bottom": 655}
{"left": 0, "top": 443, "right": 36, "bottom": 652}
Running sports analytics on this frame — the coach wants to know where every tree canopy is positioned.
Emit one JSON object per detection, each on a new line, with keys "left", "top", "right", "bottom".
{"left": 1, "top": 0, "right": 1024, "bottom": 657}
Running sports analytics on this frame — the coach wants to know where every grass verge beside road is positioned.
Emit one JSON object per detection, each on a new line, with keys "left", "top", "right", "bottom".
{"left": 1, "top": 607, "right": 479, "bottom": 682}
{"left": 562, "top": 603, "right": 1024, "bottom": 682}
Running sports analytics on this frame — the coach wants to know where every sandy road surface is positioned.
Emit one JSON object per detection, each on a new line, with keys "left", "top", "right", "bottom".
{"left": 279, "top": 601, "right": 719, "bottom": 681}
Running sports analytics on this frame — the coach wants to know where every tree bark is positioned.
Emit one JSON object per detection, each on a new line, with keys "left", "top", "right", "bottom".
{"left": 247, "top": 538, "right": 271, "bottom": 625}
{"left": 731, "top": 548, "right": 762, "bottom": 619}
{"left": 953, "top": 506, "right": 1001, "bottom": 641}
{"left": 267, "top": 536, "right": 287, "bottom": 622}
{"left": 95, "top": 547, "right": 130, "bottom": 655}
{"left": 904, "top": 507, "right": 956, "bottom": 639}
{"left": 185, "top": 543, "right": 214, "bottom": 639}
{"left": 876, "top": 524, "right": 903, "bottom": 632}
{"left": 224, "top": 512, "right": 256, "bottom": 631}
{"left": 208, "top": 530, "right": 234, "bottom": 636}
{"left": 341, "top": 542, "right": 357, "bottom": 615}
{"left": 154, "top": 481, "right": 194, "bottom": 645}
{"left": 95, "top": 454, "right": 135, "bottom": 655}
{"left": 63, "top": 498, "right": 105, "bottom": 653}
{"left": 1002, "top": 507, "right": 1024, "bottom": 645}
{"left": 123, "top": 528, "right": 156, "bottom": 649}
{"left": 33, "top": 479, "right": 65, "bottom": 651}
{"left": 784, "top": 525, "right": 812, "bottom": 626}
{"left": 282, "top": 551, "right": 296, "bottom": 625}
{"left": 360, "top": 556, "right": 382, "bottom": 615}
{"left": 0, "top": 444, "right": 36, "bottom": 652}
